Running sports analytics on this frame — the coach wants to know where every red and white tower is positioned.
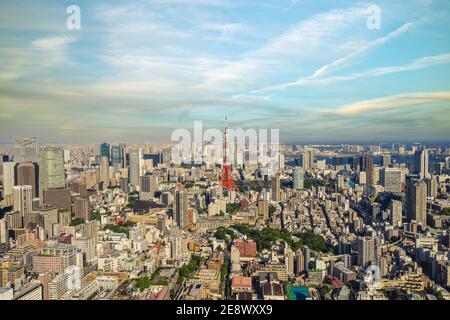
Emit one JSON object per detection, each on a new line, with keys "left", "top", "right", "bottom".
{"left": 220, "top": 116, "right": 235, "bottom": 191}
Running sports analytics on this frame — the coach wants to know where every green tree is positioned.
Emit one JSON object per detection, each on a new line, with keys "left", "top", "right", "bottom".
{"left": 137, "top": 277, "right": 151, "bottom": 291}
{"left": 70, "top": 217, "right": 85, "bottom": 226}
{"left": 226, "top": 203, "right": 241, "bottom": 215}
{"left": 90, "top": 211, "right": 101, "bottom": 221}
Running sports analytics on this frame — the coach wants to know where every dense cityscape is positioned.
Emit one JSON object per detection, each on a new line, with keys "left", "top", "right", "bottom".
{"left": 1, "top": 134, "right": 450, "bottom": 301}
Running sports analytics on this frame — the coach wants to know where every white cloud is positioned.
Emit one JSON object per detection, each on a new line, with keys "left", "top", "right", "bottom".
{"left": 256, "top": 52, "right": 450, "bottom": 90}
{"left": 197, "top": 5, "right": 370, "bottom": 92}
{"left": 259, "top": 6, "right": 368, "bottom": 57}
{"left": 201, "top": 23, "right": 251, "bottom": 42}
{"left": 255, "top": 23, "right": 415, "bottom": 92}
{"left": 310, "top": 23, "right": 414, "bottom": 79}
{"left": 32, "top": 36, "right": 77, "bottom": 49}
{"left": 232, "top": 93, "right": 274, "bottom": 101}
{"left": 0, "top": 36, "right": 77, "bottom": 82}
{"left": 330, "top": 91, "right": 450, "bottom": 116}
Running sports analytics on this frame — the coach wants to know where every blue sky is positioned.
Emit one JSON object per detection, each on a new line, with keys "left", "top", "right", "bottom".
{"left": 1, "top": 0, "right": 450, "bottom": 143}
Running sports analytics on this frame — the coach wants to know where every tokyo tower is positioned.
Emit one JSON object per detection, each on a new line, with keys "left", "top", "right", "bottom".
{"left": 220, "top": 116, "right": 235, "bottom": 191}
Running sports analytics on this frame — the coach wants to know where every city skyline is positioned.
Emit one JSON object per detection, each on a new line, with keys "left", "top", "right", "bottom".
{"left": 1, "top": 0, "right": 450, "bottom": 143}
{"left": 2, "top": 0, "right": 450, "bottom": 305}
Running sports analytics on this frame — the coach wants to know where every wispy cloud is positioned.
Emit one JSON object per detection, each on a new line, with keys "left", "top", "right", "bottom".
{"left": 232, "top": 93, "right": 274, "bottom": 101}
{"left": 0, "top": 36, "right": 77, "bottom": 82}
{"left": 329, "top": 91, "right": 450, "bottom": 116}
{"left": 255, "top": 22, "right": 415, "bottom": 92}
{"left": 32, "top": 36, "right": 77, "bottom": 49}
{"left": 197, "top": 5, "right": 370, "bottom": 91}
{"left": 310, "top": 23, "right": 414, "bottom": 79}
{"left": 201, "top": 23, "right": 251, "bottom": 42}
{"left": 257, "top": 52, "right": 450, "bottom": 90}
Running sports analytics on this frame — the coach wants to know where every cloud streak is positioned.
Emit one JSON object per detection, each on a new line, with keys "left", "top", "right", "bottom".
{"left": 329, "top": 91, "right": 450, "bottom": 116}
{"left": 257, "top": 52, "right": 450, "bottom": 90}
{"left": 311, "top": 22, "right": 414, "bottom": 79}
{"left": 255, "top": 22, "right": 415, "bottom": 92}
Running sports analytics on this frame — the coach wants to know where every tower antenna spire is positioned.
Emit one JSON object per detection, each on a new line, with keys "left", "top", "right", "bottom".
{"left": 220, "top": 115, "right": 235, "bottom": 191}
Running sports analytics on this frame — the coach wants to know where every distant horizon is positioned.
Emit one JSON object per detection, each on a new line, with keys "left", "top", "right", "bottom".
{"left": 1, "top": 136, "right": 450, "bottom": 147}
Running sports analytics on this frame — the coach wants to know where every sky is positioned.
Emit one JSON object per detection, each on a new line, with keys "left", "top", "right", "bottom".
{"left": 1, "top": 0, "right": 450, "bottom": 144}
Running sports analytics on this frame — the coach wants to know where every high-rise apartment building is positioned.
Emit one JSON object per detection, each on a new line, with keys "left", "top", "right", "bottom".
{"left": 13, "top": 185, "right": 33, "bottom": 216}
{"left": 425, "top": 175, "right": 438, "bottom": 199}
{"left": 0, "top": 219, "right": 8, "bottom": 244}
{"left": 2, "top": 161, "right": 16, "bottom": 202}
{"left": 359, "top": 156, "right": 374, "bottom": 185}
{"left": 271, "top": 175, "right": 280, "bottom": 202}
{"left": 301, "top": 149, "right": 314, "bottom": 170}
{"left": 175, "top": 190, "right": 188, "bottom": 228}
{"left": 129, "top": 149, "right": 143, "bottom": 188}
{"left": 357, "top": 236, "right": 375, "bottom": 268}
{"left": 407, "top": 179, "right": 427, "bottom": 226}
{"left": 390, "top": 200, "right": 403, "bottom": 227}
{"left": 99, "top": 156, "right": 110, "bottom": 189}
{"left": 293, "top": 167, "right": 304, "bottom": 190}
{"left": 295, "top": 248, "right": 304, "bottom": 274}
{"left": 413, "top": 149, "right": 429, "bottom": 179}
{"left": 257, "top": 199, "right": 269, "bottom": 220}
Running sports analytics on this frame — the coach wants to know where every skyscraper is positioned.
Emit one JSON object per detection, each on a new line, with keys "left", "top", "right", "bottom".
{"left": 271, "top": 175, "right": 280, "bottom": 202}
{"left": 357, "top": 236, "right": 375, "bottom": 268}
{"left": 413, "top": 149, "right": 429, "bottom": 179}
{"left": 381, "top": 168, "right": 403, "bottom": 193}
{"left": 12, "top": 137, "right": 38, "bottom": 163}
{"left": 15, "top": 162, "right": 39, "bottom": 197}
{"left": 407, "top": 178, "right": 427, "bottom": 226}
{"left": 100, "top": 143, "right": 110, "bottom": 161}
{"left": 390, "top": 199, "right": 402, "bottom": 227}
{"left": 99, "top": 156, "right": 110, "bottom": 189}
{"left": 175, "top": 190, "right": 188, "bottom": 228}
{"left": 295, "top": 248, "right": 304, "bottom": 274}
{"left": 111, "top": 145, "right": 124, "bottom": 168}
{"left": 0, "top": 219, "right": 7, "bottom": 244}
{"left": 425, "top": 175, "right": 438, "bottom": 199}
{"left": 257, "top": 199, "right": 269, "bottom": 220}
{"left": 139, "top": 175, "right": 158, "bottom": 201}
{"left": 293, "top": 167, "right": 304, "bottom": 190}
{"left": 359, "top": 156, "right": 374, "bottom": 185}
{"left": 381, "top": 153, "right": 391, "bottom": 167}
{"left": 39, "top": 147, "right": 65, "bottom": 203}
{"left": 13, "top": 185, "right": 33, "bottom": 216}
{"left": 2, "top": 161, "right": 16, "bottom": 202}
{"left": 129, "top": 149, "right": 142, "bottom": 188}
{"left": 301, "top": 149, "right": 314, "bottom": 170}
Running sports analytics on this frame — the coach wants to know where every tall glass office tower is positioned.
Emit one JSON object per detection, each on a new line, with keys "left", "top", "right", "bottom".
{"left": 39, "top": 147, "right": 65, "bottom": 203}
